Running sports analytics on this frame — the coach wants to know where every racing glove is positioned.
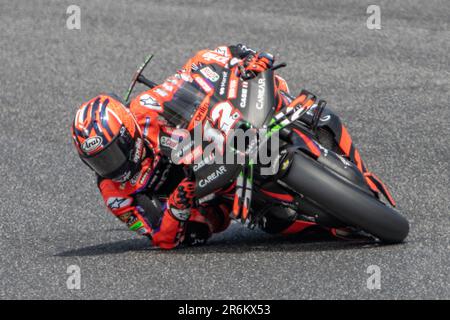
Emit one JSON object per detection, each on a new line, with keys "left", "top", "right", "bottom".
{"left": 167, "top": 178, "right": 196, "bottom": 221}
{"left": 241, "top": 52, "right": 274, "bottom": 78}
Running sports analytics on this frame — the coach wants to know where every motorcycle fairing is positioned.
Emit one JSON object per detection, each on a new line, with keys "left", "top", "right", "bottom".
{"left": 190, "top": 69, "right": 278, "bottom": 198}
{"left": 293, "top": 101, "right": 396, "bottom": 206}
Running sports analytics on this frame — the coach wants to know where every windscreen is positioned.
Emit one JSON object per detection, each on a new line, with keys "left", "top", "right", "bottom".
{"left": 161, "top": 80, "right": 207, "bottom": 128}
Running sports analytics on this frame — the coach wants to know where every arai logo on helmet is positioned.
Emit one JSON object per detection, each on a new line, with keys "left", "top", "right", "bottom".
{"left": 81, "top": 136, "right": 103, "bottom": 153}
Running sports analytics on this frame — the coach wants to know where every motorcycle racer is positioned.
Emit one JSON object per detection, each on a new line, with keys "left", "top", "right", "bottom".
{"left": 71, "top": 44, "right": 282, "bottom": 249}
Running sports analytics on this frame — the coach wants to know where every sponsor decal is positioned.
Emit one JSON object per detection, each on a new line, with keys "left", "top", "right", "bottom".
{"left": 162, "top": 83, "right": 175, "bottom": 92}
{"left": 118, "top": 211, "right": 133, "bottom": 222}
{"left": 215, "top": 46, "right": 230, "bottom": 57}
{"left": 154, "top": 88, "right": 168, "bottom": 97}
{"left": 256, "top": 78, "right": 266, "bottom": 110}
{"left": 202, "top": 51, "right": 229, "bottom": 65}
{"left": 194, "top": 76, "right": 212, "bottom": 93}
{"left": 193, "top": 152, "right": 215, "bottom": 172}
{"left": 160, "top": 135, "right": 178, "bottom": 149}
{"left": 170, "top": 207, "right": 190, "bottom": 221}
{"left": 139, "top": 166, "right": 153, "bottom": 185}
{"left": 190, "top": 102, "right": 209, "bottom": 127}
{"left": 128, "top": 217, "right": 142, "bottom": 229}
{"left": 133, "top": 137, "right": 143, "bottom": 163}
{"left": 198, "top": 166, "right": 227, "bottom": 188}
{"left": 139, "top": 94, "right": 162, "bottom": 111}
{"left": 227, "top": 79, "right": 238, "bottom": 99}
{"left": 240, "top": 81, "right": 249, "bottom": 108}
{"left": 219, "top": 71, "right": 228, "bottom": 96}
{"left": 180, "top": 72, "right": 193, "bottom": 82}
{"left": 320, "top": 115, "right": 331, "bottom": 122}
{"left": 166, "top": 77, "right": 179, "bottom": 85}
{"left": 81, "top": 136, "right": 102, "bottom": 153}
{"left": 107, "top": 197, "right": 132, "bottom": 210}
{"left": 200, "top": 67, "right": 220, "bottom": 82}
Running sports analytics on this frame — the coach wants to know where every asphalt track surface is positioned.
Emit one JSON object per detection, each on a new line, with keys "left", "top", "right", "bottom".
{"left": 0, "top": 0, "right": 449, "bottom": 299}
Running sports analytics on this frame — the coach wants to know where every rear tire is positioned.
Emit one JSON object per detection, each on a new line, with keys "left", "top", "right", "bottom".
{"left": 281, "top": 152, "right": 409, "bottom": 243}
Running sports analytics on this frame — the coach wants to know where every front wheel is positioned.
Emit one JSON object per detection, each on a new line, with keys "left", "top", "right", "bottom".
{"left": 281, "top": 152, "right": 409, "bottom": 243}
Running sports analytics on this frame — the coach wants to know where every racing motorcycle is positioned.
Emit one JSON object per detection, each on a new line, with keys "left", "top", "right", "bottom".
{"left": 124, "top": 54, "right": 409, "bottom": 243}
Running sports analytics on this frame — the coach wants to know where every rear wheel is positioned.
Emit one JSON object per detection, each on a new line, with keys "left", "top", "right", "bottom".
{"left": 281, "top": 151, "right": 409, "bottom": 243}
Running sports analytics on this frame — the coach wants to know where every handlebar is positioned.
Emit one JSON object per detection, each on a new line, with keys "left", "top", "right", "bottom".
{"left": 240, "top": 62, "right": 287, "bottom": 80}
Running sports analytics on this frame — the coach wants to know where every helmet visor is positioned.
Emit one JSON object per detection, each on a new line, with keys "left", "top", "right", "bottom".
{"left": 81, "top": 128, "right": 135, "bottom": 179}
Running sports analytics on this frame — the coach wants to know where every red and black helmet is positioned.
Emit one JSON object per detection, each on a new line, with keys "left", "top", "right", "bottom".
{"left": 71, "top": 94, "right": 145, "bottom": 182}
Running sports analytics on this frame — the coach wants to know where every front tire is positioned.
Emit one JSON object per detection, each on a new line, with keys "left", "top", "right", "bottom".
{"left": 281, "top": 151, "right": 409, "bottom": 243}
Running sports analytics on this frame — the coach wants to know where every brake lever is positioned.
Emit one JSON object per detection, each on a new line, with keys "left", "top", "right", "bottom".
{"left": 311, "top": 100, "right": 327, "bottom": 134}
{"left": 270, "top": 62, "right": 287, "bottom": 71}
